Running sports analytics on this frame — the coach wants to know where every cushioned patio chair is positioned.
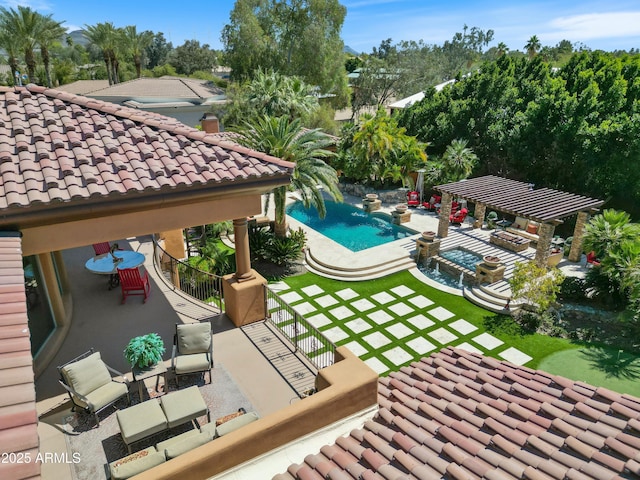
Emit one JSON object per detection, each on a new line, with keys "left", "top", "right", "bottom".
{"left": 117, "top": 266, "right": 151, "bottom": 304}
{"left": 171, "top": 322, "right": 214, "bottom": 388}
{"left": 406, "top": 191, "right": 420, "bottom": 207}
{"left": 58, "top": 349, "right": 130, "bottom": 426}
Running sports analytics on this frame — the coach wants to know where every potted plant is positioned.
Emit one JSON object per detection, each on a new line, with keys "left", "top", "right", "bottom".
{"left": 124, "top": 333, "right": 165, "bottom": 370}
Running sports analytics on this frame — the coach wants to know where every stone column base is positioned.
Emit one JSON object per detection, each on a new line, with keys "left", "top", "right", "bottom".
{"left": 222, "top": 270, "right": 267, "bottom": 327}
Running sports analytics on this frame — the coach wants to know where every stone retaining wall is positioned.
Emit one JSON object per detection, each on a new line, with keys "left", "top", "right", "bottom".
{"left": 339, "top": 182, "right": 409, "bottom": 204}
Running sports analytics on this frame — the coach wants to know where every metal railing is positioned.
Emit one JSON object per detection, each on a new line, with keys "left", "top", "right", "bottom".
{"left": 264, "top": 285, "right": 336, "bottom": 369}
{"left": 153, "top": 238, "right": 224, "bottom": 310}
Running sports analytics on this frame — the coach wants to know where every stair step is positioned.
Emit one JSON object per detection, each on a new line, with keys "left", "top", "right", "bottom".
{"left": 305, "top": 249, "right": 415, "bottom": 281}
{"left": 463, "top": 287, "right": 519, "bottom": 315}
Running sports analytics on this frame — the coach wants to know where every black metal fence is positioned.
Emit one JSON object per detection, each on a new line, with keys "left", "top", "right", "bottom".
{"left": 153, "top": 238, "right": 224, "bottom": 310}
{"left": 264, "top": 285, "right": 336, "bottom": 369}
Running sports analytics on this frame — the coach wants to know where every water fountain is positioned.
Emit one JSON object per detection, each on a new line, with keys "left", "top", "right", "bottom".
{"left": 435, "top": 263, "right": 440, "bottom": 274}
{"left": 458, "top": 272, "right": 464, "bottom": 288}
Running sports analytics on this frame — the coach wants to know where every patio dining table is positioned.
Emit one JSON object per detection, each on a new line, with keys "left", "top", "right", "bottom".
{"left": 85, "top": 250, "right": 146, "bottom": 289}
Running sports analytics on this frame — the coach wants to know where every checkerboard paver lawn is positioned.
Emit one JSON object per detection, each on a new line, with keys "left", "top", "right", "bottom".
{"left": 343, "top": 341, "right": 368, "bottom": 357}
{"left": 367, "top": 310, "right": 394, "bottom": 325}
{"left": 279, "top": 291, "right": 303, "bottom": 304}
{"left": 323, "top": 326, "right": 349, "bottom": 343}
{"left": 428, "top": 327, "right": 458, "bottom": 344}
{"left": 371, "top": 291, "right": 395, "bottom": 305}
{"left": 390, "top": 285, "right": 415, "bottom": 297}
{"left": 362, "top": 331, "right": 392, "bottom": 349}
{"left": 472, "top": 332, "right": 504, "bottom": 350}
{"left": 406, "top": 314, "right": 435, "bottom": 331}
{"left": 335, "top": 288, "right": 358, "bottom": 300}
{"left": 345, "top": 318, "right": 373, "bottom": 334}
{"left": 456, "top": 342, "right": 483, "bottom": 355}
{"left": 269, "top": 309, "right": 288, "bottom": 324}
{"left": 383, "top": 347, "right": 413, "bottom": 365}
{"left": 269, "top": 281, "right": 289, "bottom": 292}
{"left": 406, "top": 337, "right": 437, "bottom": 355}
{"left": 351, "top": 298, "right": 376, "bottom": 312}
{"left": 365, "top": 357, "right": 389, "bottom": 375}
{"left": 301, "top": 285, "right": 324, "bottom": 297}
{"left": 282, "top": 323, "right": 307, "bottom": 338}
{"left": 407, "top": 295, "right": 434, "bottom": 308}
{"left": 448, "top": 319, "right": 478, "bottom": 335}
{"left": 499, "top": 347, "right": 532, "bottom": 366}
{"left": 427, "top": 306, "right": 455, "bottom": 321}
{"left": 293, "top": 302, "right": 316, "bottom": 315}
{"left": 387, "top": 302, "right": 414, "bottom": 317}
{"left": 386, "top": 323, "right": 414, "bottom": 339}
{"left": 328, "top": 305, "right": 354, "bottom": 320}
{"left": 306, "top": 313, "right": 331, "bottom": 329}
{"left": 315, "top": 294, "right": 339, "bottom": 308}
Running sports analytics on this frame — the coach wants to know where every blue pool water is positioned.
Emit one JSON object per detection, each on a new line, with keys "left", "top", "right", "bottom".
{"left": 440, "top": 247, "right": 483, "bottom": 270}
{"left": 287, "top": 201, "right": 416, "bottom": 252}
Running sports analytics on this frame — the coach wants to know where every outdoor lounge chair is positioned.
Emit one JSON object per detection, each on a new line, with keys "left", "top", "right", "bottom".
{"left": 117, "top": 266, "right": 151, "bottom": 304}
{"left": 422, "top": 194, "right": 441, "bottom": 211}
{"left": 171, "top": 322, "right": 214, "bottom": 387}
{"left": 586, "top": 251, "right": 601, "bottom": 267}
{"left": 406, "top": 191, "right": 420, "bottom": 207}
{"left": 58, "top": 349, "right": 130, "bottom": 426}
{"left": 450, "top": 207, "right": 469, "bottom": 224}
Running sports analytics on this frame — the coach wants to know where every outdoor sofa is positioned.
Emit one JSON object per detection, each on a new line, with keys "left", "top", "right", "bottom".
{"left": 506, "top": 216, "right": 540, "bottom": 243}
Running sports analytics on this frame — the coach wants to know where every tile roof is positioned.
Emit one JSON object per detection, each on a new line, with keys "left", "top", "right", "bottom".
{"left": 0, "top": 233, "right": 39, "bottom": 480}
{"left": 275, "top": 347, "right": 640, "bottom": 480}
{"left": 0, "top": 84, "right": 293, "bottom": 221}
{"left": 54, "top": 79, "right": 111, "bottom": 95}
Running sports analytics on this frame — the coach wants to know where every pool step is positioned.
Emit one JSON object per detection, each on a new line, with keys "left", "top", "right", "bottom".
{"left": 463, "top": 285, "right": 521, "bottom": 315}
{"left": 304, "top": 248, "right": 415, "bottom": 281}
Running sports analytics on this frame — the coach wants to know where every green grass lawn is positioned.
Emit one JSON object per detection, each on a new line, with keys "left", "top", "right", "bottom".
{"left": 272, "top": 270, "right": 640, "bottom": 396}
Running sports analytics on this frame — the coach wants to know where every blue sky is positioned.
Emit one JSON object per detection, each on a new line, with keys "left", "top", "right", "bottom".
{"left": 5, "top": 0, "right": 640, "bottom": 53}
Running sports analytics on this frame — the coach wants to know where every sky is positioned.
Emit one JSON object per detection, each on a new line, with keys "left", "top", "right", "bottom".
{"left": 4, "top": 0, "right": 640, "bottom": 54}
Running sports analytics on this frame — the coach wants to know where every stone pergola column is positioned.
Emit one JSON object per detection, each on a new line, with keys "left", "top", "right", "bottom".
{"left": 473, "top": 202, "right": 487, "bottom": 229}
{"left": 568, "top": 211, "right": 590, "bottom": 263}
{"left": 233, "top": 217, "right": 254, "bottom": 281}
{"left": 437, "top": 192, "right": 453, "bottom": 238}
{"left": 535, "top": 222, "right": 556, "bottom": 267}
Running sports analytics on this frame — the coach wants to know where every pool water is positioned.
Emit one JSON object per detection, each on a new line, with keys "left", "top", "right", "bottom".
{"left": 417, "top": 262, "right": 470, "bottom": 289}
{"left": 286, "top": 200, "right": 415, "bottom": 252}
{"left": 440, "top": 247, "right": 483, "bottom": 270}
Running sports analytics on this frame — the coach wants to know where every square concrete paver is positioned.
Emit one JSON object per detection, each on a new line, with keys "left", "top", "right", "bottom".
{"left": 362, "top": 332, "right": 392, "bottom": 349}
{"left": 456, "top": 342, "right": 483, "bottom": 355}
{"left": 293, "top": 302, "right": 316, "bottom": 315}
{"left": 279, "top": 291, "right": 303, "bottom": 304}
{"left": 315, "top": 294, "right": 339, "bottom": 308}
{"left": 499, "top": 347, "right": 532, "bottom": 366}
{"left": 335, "top": 288, "right": 358, "bottom": 301}
{"left": 351, "top": 298, "right": 376, "bottom": 312}
{"left": 407, "top": 295, "right": 434, "bottom": 308}
{"left": 345, "top": 318, "right": 372, "bottom": 334}
{"left": 282, "top": 323, "right": 307, "bottom": 338}
{"left": 343, "top": 341, "right": 368, "bottom": 357}
{"left": 390, "top": 285, "right": 415, "bottom": 297}
{"left": 428, "top": 327, "right": 458, "bottom": 344}
{"left": 269, "top": 309, "right": 288, "bottom": 324}
{"left": 473, "top": 332, "right": 504, "bottom": 350}
{"left": 306, "top": 313, "right": 331, "bottom": 329}
{"left": 323, "top": 326, "right": 349, "bottom": 343}
{"left": 406, "top": 337, "right": 436, "bottom": 355}
{"left": 387, "top": 302, "right": 414, "bottom": 317}
{"left": 328, "top": 305, "right": 355, "bottom": 321}
{"left": 386, "top": 323, "right": 414, "bottom": 339}
{"left": 371, "top": 291, "right": 395, "bottom": 305}
{"left": 382, "top": 347, "right": 413, "bottom": 366}
{"left": 448, "top": 319, "right": 478, "bottom": 335}
{"left": 406, "top": 314, "right": 435, "bottom": 331}
{"left": 365, "top": 357, "right": 388, "bottom": 375}
{"left": 427, "top": 306, "right": 455, "bottom": 321}
{"left": 269, "top": 281, "right": 289, "bottom": 292}
{"left": 301, "top": 285, "right": 324, "bottom": 297}
{"left": 367, "top": 310, "right": 394, "bottom": 325}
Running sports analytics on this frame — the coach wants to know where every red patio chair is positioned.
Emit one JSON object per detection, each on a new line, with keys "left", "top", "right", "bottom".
{"left": 92, "top": 242, "right": 111, "bottom": 255}
{"left": 406, "top": 191, "right": 420, "bottom": 207}
{"left": 422, "top": 195, "right": 441, "bottom": 211}
{"left": 117, "top": 267, "right": 151, "bottom": 304}
{"left": 586, "top": 251, "right": 600, "bottom": 267}
{"left": 449, "top": 207, "right": 469, "bottom": 224}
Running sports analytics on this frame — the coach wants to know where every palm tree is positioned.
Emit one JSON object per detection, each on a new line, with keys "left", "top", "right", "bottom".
{"left": 0, "top": 6, "right": 45, "bottom": 83}
{"left": 496, "top": 42, "right": 509, "bottom": 57}
{"left": 233, "top": 116, "right": 342, "bottom": 237}
{"left": 583, "top": 209, "right": 639, "bottom": 259}
{"left": 525, "top": 35, "right": 541, "bottom": 59}
{"left": 122, "top": 26, "right": 153, "bottom": 78}
{"left": 84, "top": 22, "right": 119, "bottom": 84}
{"left": 442, "top": 139, "right": 478, "bottom": 181}
{"left": 38, "top": 15, "right": 66, "bottom": 87}
{"left": 0, "top": 28, "right": 22, "bottom": 85}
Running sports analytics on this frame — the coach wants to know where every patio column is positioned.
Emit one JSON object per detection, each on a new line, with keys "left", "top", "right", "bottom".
{"left": 437, "top": 192, "right": 453, "bottom": 238}
{"left": 473, "top": 203, "right": 486, "bottom": 229}
{"left": 568, "top": 211, "right": 590, "bottom": 263}
{"left": 233, "top": 217, "right": 254, "bottom": 281}
{"left": 535, "top": 222, "right": 555, "bottom": 267}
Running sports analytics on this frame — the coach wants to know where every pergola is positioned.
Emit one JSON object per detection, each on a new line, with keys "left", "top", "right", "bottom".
{"left": 434, "top": 175, "right": 605, "bottom": 266}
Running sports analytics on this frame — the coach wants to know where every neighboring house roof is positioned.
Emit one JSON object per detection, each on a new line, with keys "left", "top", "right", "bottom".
{"left": 0, "top": 233, "right": 39, "bottom": 480}
{"left": 54, "top": 79, "right": 111, "bottom": 95}
{"left": 0, "top": 84, "right": 293, "bottom": 226}
{"left": 276, "top": 347, "right": 640, "bottom": 480}
{"left": 389, "top": 79, "right": 456, "bottom": 110}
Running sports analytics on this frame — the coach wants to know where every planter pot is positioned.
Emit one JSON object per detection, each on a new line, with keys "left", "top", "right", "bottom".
{"left": 395, "top": 204, "right": 408, "bottom": 213}
{"left": 483, "top": 255, "right": 501, "bottom": 268}
{"left": 421, "top": 231, "right": 436, "bottom": 241}
{"left": 365, "top": 193, "right": 378, "bottom": 200}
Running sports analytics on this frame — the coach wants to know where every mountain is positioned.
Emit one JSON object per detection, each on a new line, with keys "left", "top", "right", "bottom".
{"left": 344, "top": 45, "right": 360, "bottom": 56}
{"left": 67, "top": 30, "right": 90, "bottom": 47}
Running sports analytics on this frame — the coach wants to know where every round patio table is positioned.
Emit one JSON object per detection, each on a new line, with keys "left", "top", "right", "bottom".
{"left": 85, "top": 250, "right": 145, "bottom": 289}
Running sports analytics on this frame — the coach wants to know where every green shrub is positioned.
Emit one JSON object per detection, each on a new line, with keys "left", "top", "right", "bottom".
{"left": 559, "top": 277, "right": 587, "bottom": 302}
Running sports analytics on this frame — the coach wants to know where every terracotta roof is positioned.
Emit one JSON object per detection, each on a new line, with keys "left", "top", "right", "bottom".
{"left": 275, "top": 347, "right": 640, "bottom": 480}
{"left": 0, "top": 84, "right": 293, "bottom": 224}
{"left": 0, "top": 233, "right": 39, "bottom": 480}
{"left": 435, "top": 176, "right": 605, "bottom": 223}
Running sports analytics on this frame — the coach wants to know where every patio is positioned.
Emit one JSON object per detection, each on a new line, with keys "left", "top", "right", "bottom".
{"left": 35, "top": 235, "right": 299, "bottom": 479}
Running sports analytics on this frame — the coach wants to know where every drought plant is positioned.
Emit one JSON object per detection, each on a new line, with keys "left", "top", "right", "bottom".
{"left": 124, "top": 333, "right": 165, "bottom": 369}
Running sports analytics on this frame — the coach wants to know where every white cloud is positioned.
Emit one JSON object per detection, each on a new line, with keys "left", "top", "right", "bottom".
{"left": 548, "top": 11, "right": 640, "bottom": 40}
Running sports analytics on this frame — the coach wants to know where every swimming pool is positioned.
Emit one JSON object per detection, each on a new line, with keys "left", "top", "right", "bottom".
{"left": 287, "top": 200, "right": 416, "bottom": 252}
